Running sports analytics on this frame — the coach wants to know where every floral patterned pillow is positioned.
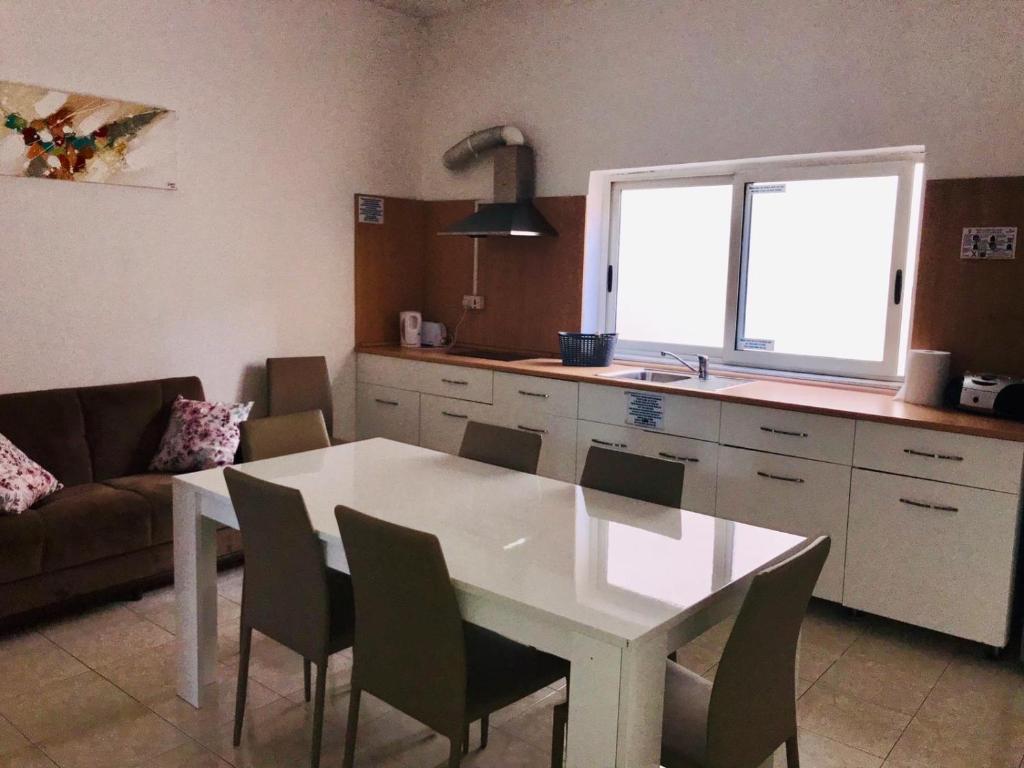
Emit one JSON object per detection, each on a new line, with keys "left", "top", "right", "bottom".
{"left": 0, "top": 432, "right": 63, "bottom": 514}
{"left": 149, "top": 396, "right": 254, "bottom": 473}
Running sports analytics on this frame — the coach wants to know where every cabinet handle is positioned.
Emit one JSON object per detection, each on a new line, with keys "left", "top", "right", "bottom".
{"left": 518, "top": 424, "right": 547, "bottom": 434}
{"left": 518, "top": 390, "right": 549, "bottom": 399}
{"left": 899, "top": 497, "right": 959, "bottom": 513}
{"left": 374, "top": 398, "right": 399, "bottom": 406}
{"left": 757, "top": 471, "right": 805, "bottom": 484}
{"left": 442, "top": 378, "right": 469, "bottom": 386}
{"left": 658, "top": 451, "right": 698, "bottom": 463}
{"left": 441, "top": 411, "right": 468, "bottom": 419}
{"left": 903, "top": 448, "right": 964, "bottom": 462}
{"left": 592, "top": 438, "right": 628, "bottom": 449}
{"left": 760, "top": 426, "right": 808, "bottom": 438}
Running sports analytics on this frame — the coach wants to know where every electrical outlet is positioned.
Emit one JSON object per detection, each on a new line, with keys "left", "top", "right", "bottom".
{"left": 462, "top": 295, "right": 485, "bottom": 310}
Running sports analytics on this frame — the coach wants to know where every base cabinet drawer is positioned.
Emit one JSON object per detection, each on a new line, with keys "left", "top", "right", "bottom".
{"left": 357, "top": 354, "right": 423, "bottom": 389}
{"left": 715, "top": 446, "right": 850, "bottom": 602}
{"left": 721, "top": 403, "right": 854, "bottom": 465}
{"left": 575, "top": 421, "right": 718, "bottom": 514}
{"left": 845, "top": 469, "right": 1020, "bottom": 646}
{"left": 416, "top": 363, "right": 494, "bottom": 403}
{"left": 579, "top": 383, "right": 720, "bottom": 442}
{"left": 419, "top": 395, "right": 495, "bottom": 455}
{"left": 494, "top": 412, "right": 577, "bottom": 483}
{"left": 493, "top": 373, "right": 579, "bottom": 418}
{"left": 356, "top": 384, "right": 420, "bottom": 445}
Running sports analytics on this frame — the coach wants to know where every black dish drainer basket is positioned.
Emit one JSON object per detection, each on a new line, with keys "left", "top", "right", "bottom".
{"left": 558, "top": 332, "right": 618, "bottom": 367}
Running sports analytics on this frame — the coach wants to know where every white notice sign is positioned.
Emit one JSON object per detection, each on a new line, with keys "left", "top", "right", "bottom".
{"left": 626, "top": 391, "right": 664, "bottom": 431}
{"left": 961, "top": 227, "right": 1016, "bottom": 260}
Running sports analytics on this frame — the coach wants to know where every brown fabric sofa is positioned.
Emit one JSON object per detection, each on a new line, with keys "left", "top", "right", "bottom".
{"left": 0, "top": 377, "right": 242, "bottom": 626}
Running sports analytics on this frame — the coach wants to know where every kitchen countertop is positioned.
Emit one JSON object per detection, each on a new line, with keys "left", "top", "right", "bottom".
{"left": 358, "top": 344, "right": 1024, "bottom": 443}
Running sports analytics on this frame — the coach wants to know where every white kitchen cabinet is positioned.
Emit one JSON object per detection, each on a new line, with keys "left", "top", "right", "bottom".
{"left": 578, "top": 383, "right": 721, "bottom": 442}
{"left": 846, "top": 468, "right": 1021, "bottom": 646}
{"left": 715, "top": 446, "right": 851, "bottom": 602}
{"left": 357, "top": 353, "right": 423, "bottom": 390}
{"left": 721, "top": 402, "right": 855, "bottom": 465}
{"left": 575, "top": 421, "right": 719, "bottom": 515}
{"left": 493, "top": 372, "right": 579, "bottom": 418}
{"left": 415, "top": 362, "right": 494, "bottom": 404}
{"left": 356, "top": 383, "right": 420, "bottom": 445}
{"left": 494, "top": 410, "right": 578, "bottom": 483}
{"left": 419, "top": 395, "right": 496, "bottom": 455}
{"left": 854, "top": 420, "right": 1024, "bottom": 494}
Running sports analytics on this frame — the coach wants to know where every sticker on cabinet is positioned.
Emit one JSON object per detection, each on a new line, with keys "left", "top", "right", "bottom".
{"left": 626, "top": 391, "right": 664, "bottom": 430}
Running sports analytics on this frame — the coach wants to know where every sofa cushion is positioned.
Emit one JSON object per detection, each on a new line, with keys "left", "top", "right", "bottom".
{"left": 0, "top": 510, "right": 44, "bottom": 584}
{"left": 0, "top": 433, "right": 63, "bottom": 514}
{"left": 0, "top": 389, "right": 91, "bottom": 487}
{"left": 150, "top": 396, "right": 253, "bottom": 472}
{"left": 34, "top": 484, "right": 152, "bottom": 572}
{"left": 104, "top": 474, "right": 173, "bottom": 545}
{"left": 79, "top": 377, "right": 205, "bottom": 482}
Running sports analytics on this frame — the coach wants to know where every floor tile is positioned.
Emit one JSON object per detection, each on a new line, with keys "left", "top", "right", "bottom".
{"left": 0, "top": 746, "right": 59, "bottom": 767}
{"left": 132, "top": 740, "right": 234, "bottom": 768}
{"left": 39, "top": 604, "right": 174, "bottom": 669}
{"left": 495, "top": 688, "right": 563, "bottom": 753}
{"left": 123, "top": 586, "right": 241, "bottom": 635}
{"left": 218, "top": 567, "right": 245, "bottom": 605}
{"left": 883, "top": 718, "right": 1024, "bottom": 768}
{"left": 802, "top": 604, "right": 866, "bottom": 658}
{"left": 770, "top": 729, "right": 882, "bottom": 767}
{"left": 798, "top": 682, "right": 911, "bottom": 758}
{"left": 692, "top": 617, "right": 735, "bottom": 655}
{"left": 0, "top": 633, "right": 89, "bottom": 702}
{"left": 673, "top": 641, "right": 721, "bottom": 676}
{"left": 246, "top": 633, "right": 352, "bottom": 698}
{"left": 39, "top": 711, "right": 189, "bottom": 768}
{"left": 0, "top": 716, "right": 30, "bottom": 757}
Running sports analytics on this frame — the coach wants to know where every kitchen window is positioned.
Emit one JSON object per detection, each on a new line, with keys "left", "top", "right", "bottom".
{"left": 594, "top": 148, "right": 925, "bottom": 380}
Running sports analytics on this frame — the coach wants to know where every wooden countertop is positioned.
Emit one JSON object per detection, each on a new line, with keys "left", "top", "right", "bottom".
{"left": 358, "top": 345, "right": 1024, "bottom": 443}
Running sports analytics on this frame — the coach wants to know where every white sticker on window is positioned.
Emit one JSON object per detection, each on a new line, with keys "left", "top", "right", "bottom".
{"left": 738, "top": 338, "right": 775, "bottom": 351}
{"left": 750, "top": 183, "right": 786, "bottom": 194}
{"left": 625, "top": 391, "right": 664, "bottom": 430}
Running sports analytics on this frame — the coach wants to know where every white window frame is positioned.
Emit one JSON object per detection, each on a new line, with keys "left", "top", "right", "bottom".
{"left": 586, "top": 146, "right": 926, "bottom": 382}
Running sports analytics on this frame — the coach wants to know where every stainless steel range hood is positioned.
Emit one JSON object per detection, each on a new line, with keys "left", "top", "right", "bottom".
{"left": 439, "top": 130, "right": 557, "bottom": 238}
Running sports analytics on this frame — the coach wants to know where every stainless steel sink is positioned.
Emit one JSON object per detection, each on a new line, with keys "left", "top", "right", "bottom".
{"left": 599, "top": 369, "right": 691, "bottom": 384}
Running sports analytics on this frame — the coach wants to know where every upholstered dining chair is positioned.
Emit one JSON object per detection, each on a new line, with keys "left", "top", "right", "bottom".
{"left": 335, "top": 505, "right": 569, "bottom": 768}
{"left": 224, "top": 469, "right": 355, "bottom": 768}
{"left": 552, "top": 536, "right": 831, "bottom": 768}
{"left": 240, "top": 410, "right": 331, "bottom": 462}
{"left": 579, "top": 446, "right": 685, "bottom": 507}
{"left": 458, "top": 421, "right": 543, "bottom": 474}
{"left": 266, "top": 356, "right": 338, "bottom": 442}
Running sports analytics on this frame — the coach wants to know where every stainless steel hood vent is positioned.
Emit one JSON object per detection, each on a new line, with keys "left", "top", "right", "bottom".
{"left": 439, "top": 127, "right": 557, "bottom": 238}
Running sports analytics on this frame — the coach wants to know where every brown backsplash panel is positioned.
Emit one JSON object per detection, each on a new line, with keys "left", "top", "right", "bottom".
{"left": 354, "top": 195, "right": 426, "bottom": 346}
{"left": 912, "top": 177, "right": 1024, "bottom": 375}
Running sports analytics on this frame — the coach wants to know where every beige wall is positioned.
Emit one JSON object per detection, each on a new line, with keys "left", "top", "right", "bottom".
{"left": 0, "top": 0, "right": 424, "bottom": 438}
{"left": 417, "top": 0, "right": 1024, "bottom": 199}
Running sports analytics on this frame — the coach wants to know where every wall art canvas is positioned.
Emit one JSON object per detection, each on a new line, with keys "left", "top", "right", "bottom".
{"left": 0, "top": 80, "right": 176, "bottom": 190}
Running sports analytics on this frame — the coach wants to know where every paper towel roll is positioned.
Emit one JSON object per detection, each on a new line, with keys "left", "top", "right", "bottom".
{"left": 901, "top": 350, "right": 951, "bottom": 406}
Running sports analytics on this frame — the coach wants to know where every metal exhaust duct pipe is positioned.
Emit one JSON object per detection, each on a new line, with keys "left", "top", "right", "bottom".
{"left": 442, "top": 125, "right": 526, "bottom": 170}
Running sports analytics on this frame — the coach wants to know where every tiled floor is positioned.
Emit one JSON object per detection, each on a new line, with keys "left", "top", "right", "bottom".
{"left": 1, "top": 566, "right": 1022, "bottom": 768}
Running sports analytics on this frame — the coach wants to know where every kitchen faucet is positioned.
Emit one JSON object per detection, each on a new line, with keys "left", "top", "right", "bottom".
{"left": 660, "top": 350, "right": 709, "bottom": 381}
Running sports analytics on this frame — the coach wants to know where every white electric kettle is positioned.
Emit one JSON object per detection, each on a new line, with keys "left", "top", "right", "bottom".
{"left": 399, "top": 311, "right": 421, "bottom": 347}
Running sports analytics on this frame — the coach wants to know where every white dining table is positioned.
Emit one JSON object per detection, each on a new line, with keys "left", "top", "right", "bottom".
{"left": 174, "top": 437, "right": 806, "bottom": 767}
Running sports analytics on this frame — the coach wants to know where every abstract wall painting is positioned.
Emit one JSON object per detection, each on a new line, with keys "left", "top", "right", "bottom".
{"left": 0, "top": 80, "right": 176, "bottom": 191}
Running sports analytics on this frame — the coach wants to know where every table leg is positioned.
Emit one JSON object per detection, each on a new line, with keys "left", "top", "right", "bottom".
{"left": 174, "top": 483, "right": 219, "bottom": 706}
{"left": 565, "top": 634, "right": 665, "bottom": 767}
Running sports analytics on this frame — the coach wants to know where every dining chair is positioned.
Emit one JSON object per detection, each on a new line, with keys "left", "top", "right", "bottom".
{"left": 579, "top": 446, "right": 685, "bottom": 507}
{"left": 224, "top": 468, "right": 355, "bottom": 768}
{"left": 267, "top": 356, "right": 336, "bottom": 441}
{"left": 551, "top": 535, "right": 831, "bottom": 768}
{"left": 335, "top": 505, "right": 569, "bottom": 768}
{"left": 240, "top": 410, "right": 331, "bottom": 462}
{"left": 458, "top": 420, "right": 543, "bottom": 474}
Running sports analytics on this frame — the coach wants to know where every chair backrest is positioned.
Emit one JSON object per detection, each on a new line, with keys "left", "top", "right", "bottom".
{"left": 579, "top": 446, "right": 684, "bottom": 507}
{"left": 335, "top": 505, "right": 467, "bottom": 736}
{"left": 223, "top": 468, "right": 331, "bottom": 659}
{"left": 267, "top": 356, "right": 333, "bottom": 433}
{"left": 240, "top": 410, "right": 330, "bottom": 462}
{"left": 705, "top": 536, "right": 831, "bottom": 766}
{"left": 458, "top": 421, "right": 542, "bottom": 474}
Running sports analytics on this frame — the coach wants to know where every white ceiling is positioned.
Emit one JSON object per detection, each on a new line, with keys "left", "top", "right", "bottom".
{"left": 367, "top": 0, "right": 492, "bottom": 18}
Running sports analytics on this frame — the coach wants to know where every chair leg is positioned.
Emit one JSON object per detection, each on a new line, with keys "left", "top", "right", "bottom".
{"left": 304, "top": 658, "right": 312, "bottom": 703}
{"left": 233, "top": 623, "right": 253, "bottom": 747}
{"left": 448, "top": 736, "right": 462, "bottom": 768}
{"left": 310, "top": 658, "right": 328, "bottom": 768}
{"left": 462, "top": 722, "right": 470, "bottom": 754}
{"left": 480, "top": 714, "right": 489, "bottom": 749}
{"left": 342, "top": 685, "right": 361, "bottom": 768}
{"left": 551, "top": 701, "right": 568, "bottom": 768}
{"left": 785, "top": 734, "right": 800, "bottom": 768}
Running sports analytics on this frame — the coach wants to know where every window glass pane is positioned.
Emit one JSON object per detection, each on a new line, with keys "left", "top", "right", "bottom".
{"left": 615, "top": 184, "right": 732, "bottom": 348}
{"left": 738, "top": 176, "right": 899, "bottom": 361}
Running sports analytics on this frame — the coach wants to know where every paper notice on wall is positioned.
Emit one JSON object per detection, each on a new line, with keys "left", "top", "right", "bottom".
{"left": 961, "top": 227, "right": 1015, "bottom": 259}
{"left": 625, "top": 391, "right": 664, "bottom": 431}
{"left": 358, "top": 195, "right": 384, "bottom": 224}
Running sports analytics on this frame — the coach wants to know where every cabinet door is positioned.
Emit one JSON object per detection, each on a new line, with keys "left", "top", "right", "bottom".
{"left": 575, "top": 422, "right": 718, "bottom": 515}
{"left": 846, "top": 468, "right": 1020, "bottom": 646}
{"left": 493, "top": 373, "right": 579, "bottom": 418}
{"left": 578, "top": 383, "right": 720, "bottom": 442}
{"left": 357, "top": 353, "right": 423, "bottom": 388}
{"left": 356, "top": 384, "right": 420, "bottom": 445}
{"left": 415, "top": 362, "right": 494, "bottom": 403}
{"left": 419, "top": 395, "right": 495, "bottom": 456}
{"left": 716, "top": 446, "right": 850, "bottom": 602}
{"left": 493, "top": 411, "right": 578, "bottom": 483}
